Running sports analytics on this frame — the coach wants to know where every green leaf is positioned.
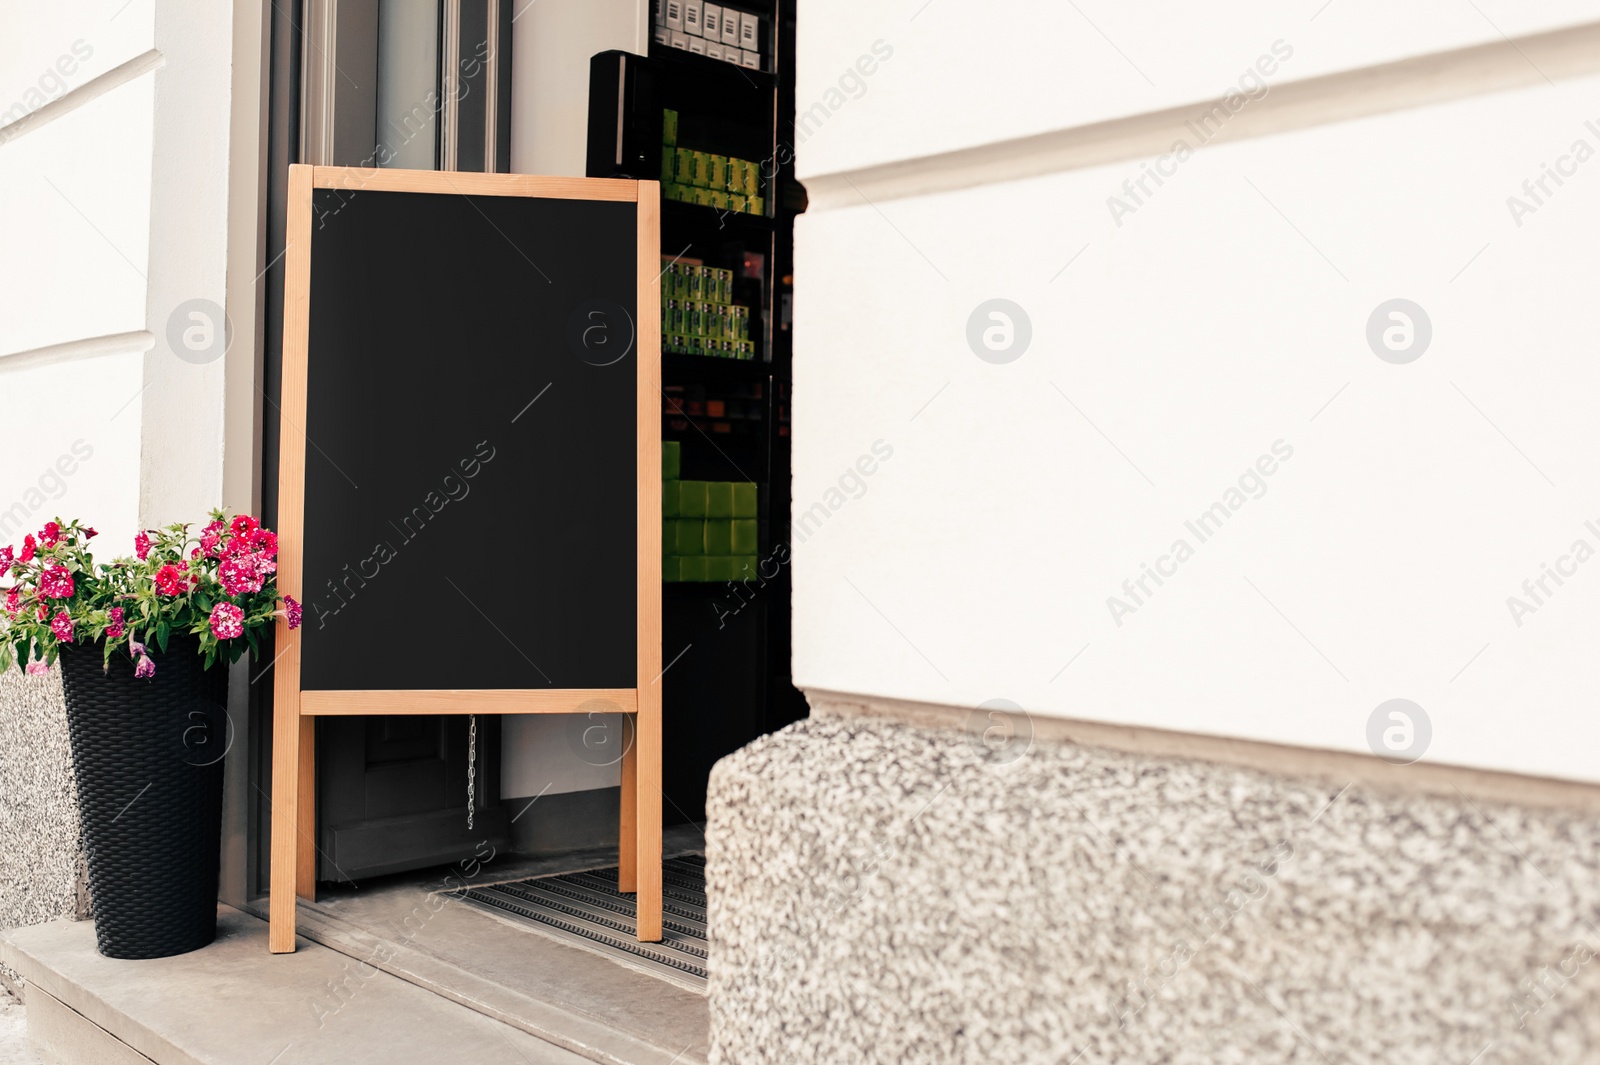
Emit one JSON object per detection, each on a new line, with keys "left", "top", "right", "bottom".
{"left": 204, "top": 645, "right": 217, "bottom": 670}
{"left": 0, "top": 646, "right": 11, "bottom": 673}
{"left": 245, "top": 626, "right": 260, "bottom": 657}
{"left": 15, "top": 639, "right": 29, "bottom": 666}
{"left": 156, "top": 621, "right": 170, "bottom": 653}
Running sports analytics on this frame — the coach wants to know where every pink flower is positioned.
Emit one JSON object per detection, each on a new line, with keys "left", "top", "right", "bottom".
{"left": 25, "top": 662, "right": 50, "bottom": 676}
{"left": 134, "top": 531, "right": 152, "bottom": 560}
{"left": 83, "top": 527, "right": 97, "bottom": 539}
{"left": 249, "top": 529, "right": 278, "bottom": 557}
{"left": 209, "top": 602, "right": 244, "bottom": 640}
{"left": 3, "top": 588, "right": 20, "bottom": 616}
{"left": 154, "top": 563, "right": 186, "bottom": 596}
{"left": 35, "top": 603, "right": 46, "bottom": 620}
{"left": 0, "top": 546, "right": 12, "bottom": 571}
{"left": 39, "top": 521, "right": 60, "bottom": 546}
{"left": 40, "top": 565, "right": 74, "bottom": 599}
{"left": 19, "top": 535, "right": 35, "bottom": 563}
{"left": 284, "top": 595, "right": 302, "bottom": 630}
{"left": 106, "top": 607, "right": 125, "bottom": 640}
{"left": 134, "top": 656, "right": 155, "bottom": 679}
{"left": 231, "top": 515, "right": 260, "bottom": 537}
{"left": 219, "top": 555, "right": 264, "bottom": 596}
{"left": 50, "top": 611, "right": 73, "bottom": 642}
{"left": 129, "top": 640, "right": 146, "bottom": 656}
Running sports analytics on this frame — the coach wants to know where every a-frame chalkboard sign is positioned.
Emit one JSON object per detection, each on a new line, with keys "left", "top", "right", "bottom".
{"left": 269, "top": 165, "right": 662, "bottom": 951}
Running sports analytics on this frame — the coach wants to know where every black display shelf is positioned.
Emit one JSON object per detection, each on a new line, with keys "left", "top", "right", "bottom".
{"left": 662, "top": 351, "right": 772, "bottom": 383}
{"left": 645, "top": 42, "right": 778, "bottom": 90}
{"left": 662, "top": 197, "right": 775, "bottom": 231}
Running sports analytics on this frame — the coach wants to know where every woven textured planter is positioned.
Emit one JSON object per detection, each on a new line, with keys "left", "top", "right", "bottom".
{"left": 58, "top": 637, "right": 228, "bottom": 959}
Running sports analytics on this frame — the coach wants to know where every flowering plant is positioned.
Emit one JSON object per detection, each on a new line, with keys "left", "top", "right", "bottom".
{"left": 0, "top": 512, "right": 301, "bottom": 677}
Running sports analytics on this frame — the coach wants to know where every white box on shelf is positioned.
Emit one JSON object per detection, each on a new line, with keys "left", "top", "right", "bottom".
{"left": 684, "top": 0, "right": 703, "bottom": 37}
{"left": 688, "top": 34, "right": 706, "bottom": 54}
{"left": 654, "top": 24, "right": 670, "bottom": 45}
{"left": 665, "top": 0, "right": 683, "bottom": 32}
{"left": 720, "top": 7, "right": 740, "bottom": 46}
{"left": 739, "top": 10, "right": 759, "bottom": 51}
{"left": 739, "top": 47, "right": 759, "bottom": 69}
{"left": 703, "top": 4, "right": 722, "bottom": 41}
{"left": 670, "top": 31, "right": 689, "bottom": 50}
{"left": 706, "top": 42, "right": 724, "bottom": 61}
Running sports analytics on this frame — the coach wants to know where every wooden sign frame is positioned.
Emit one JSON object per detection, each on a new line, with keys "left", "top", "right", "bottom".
{"left": 268, "top": 164, "right": 662, "bottom": 952}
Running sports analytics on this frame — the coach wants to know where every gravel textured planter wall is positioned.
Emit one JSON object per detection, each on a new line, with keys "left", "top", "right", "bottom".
{"left": 0, "top": 666, "right": 87, "bottom": 990}
{"left": 706, "top": 707, "right": 1600, "bottom": 1065}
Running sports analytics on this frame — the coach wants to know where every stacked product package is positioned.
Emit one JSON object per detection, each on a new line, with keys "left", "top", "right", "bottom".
{"left": 659, "top": 109, "right": 766, "bottom": 217}
{"left": 652, "top": 0, "right": 770, "bottom": 72}
{"left": 661, "top": 255, "right": 755, "bottom": 360}
{"left": 662, "top": 440, "right": 760, "bottom": 582}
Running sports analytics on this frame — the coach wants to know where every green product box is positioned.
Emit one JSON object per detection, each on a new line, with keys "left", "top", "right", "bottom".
{"left": 663, "top": 299, "right": 680, "bottom": 334}
{"left": 706, "top": 305, "right": 724, "bottom": 340}
{"left": 721, "top": 306, "right": 736, "bottom": 340}
{"left": 677, "top": 480, "right": 708, "bottom": 518}
{"left": 726, "top": 158, "right": 746, "bottom": 194}
{"left": 673, "top": 183, "right": 696, "bottom": 204}
{"left": 660, "top": 150, "right": 674, "bottom": 183}
{"left": 709, "top": 154, "right": 727, "bottom": 190}
{"left": 742, "top": 159, "right": 760, "bottom": 197}
{"left": 663, "top": 483, "right": 681, "bottom": 517}
{"left": 684, "top": 302, "right": 701, "bottom": 337}
{"left": 704, "top": 556, "right": 735, "bottom": 583}
{"left": 710, "top": 190, "right": 730, "bottom": 211}
{"left": 705, "top": 480, "right": 733, "bottom": 518}
{"left": 750, "top": 195, "right": 765, "bottom": 216}
{"left": 691, "top": 151, "right": 711, "bottom": 187}
{"left": 734, "top": 556, "right": 759, "bottom": 582}
{"left": 716, "top": 267, "right": 733, "bottom": 303}
{"left": 662, "top": 108, "right": 678, "bottom": 146}
{"left": 686, "top": 267, "right": 704, "bottom": 300}
{"left": 670, "top": 518, "right": 705, "bottom": 555}
{"left": 674, "top": 148, "right": 694, "bottom": 185}
{"left": 663, "top": 440, "right": 681, "bottom": 480}
{"left": 694, "top": 186, "right": 714, "bottom": 207}
{"left": 729, "top": 193, "right": 748, "bottom": 215}
{"left": 731, "top": 518, "right": 758, "bottom": 554}
{"left": 679, "top": 555, "right": 708, "bottom": 582}
{"left": 731, "top": 481, "right": 757, "bottom": 517}
{"left": 704, "top": 519, "right": 732, "bottom": 556}
{"left": 735, "top": 340, "right": 755, "bottom": 360}
{"left": 661, "top": 555, "right": 681, "bottom": 582}
{"left": 732, "top": 304, "right": 750, "bottom": 339}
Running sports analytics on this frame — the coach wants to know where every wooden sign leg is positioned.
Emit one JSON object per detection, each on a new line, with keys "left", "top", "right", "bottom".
{"left": 268, "top": 700, "right": 303, "bottom": 953}
{"left": 618, "top": 714, "right": 638, "bottom": 893}
{"left": 635, "top": 701, "right": 662, "bottom": 942}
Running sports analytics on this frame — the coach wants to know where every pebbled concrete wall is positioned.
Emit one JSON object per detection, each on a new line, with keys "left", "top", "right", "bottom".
{"left": 0, "top": 666, "right": 87, "bottom": 990}
{"left": 706, "top": 707, "right": 1600, "bottom": 1065}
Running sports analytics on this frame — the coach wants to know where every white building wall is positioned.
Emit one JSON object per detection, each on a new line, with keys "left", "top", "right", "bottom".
{"left": 0, "top": 0, "right": 239, "bottom": 554}
{"left": 791, "top": 2, "right": 1600, "bottom": 783}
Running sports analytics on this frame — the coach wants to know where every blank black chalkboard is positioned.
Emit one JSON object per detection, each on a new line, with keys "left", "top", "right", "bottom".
{"left": 296, "top": 185, "right": 638, "bottom": 691}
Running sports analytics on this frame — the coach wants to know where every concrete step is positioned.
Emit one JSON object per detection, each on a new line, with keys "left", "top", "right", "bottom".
{"left": 1, "top": 907, "right": 595, "bottom": 1065}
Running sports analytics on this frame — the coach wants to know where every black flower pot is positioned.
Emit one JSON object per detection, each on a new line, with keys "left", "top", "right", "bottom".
{"left": 58, "top": 637, "right": 229, "bottom": 959}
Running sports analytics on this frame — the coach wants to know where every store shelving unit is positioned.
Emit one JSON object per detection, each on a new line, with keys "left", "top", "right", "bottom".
{"left": 587, "top": 0, "right": 804, "bottom": 824}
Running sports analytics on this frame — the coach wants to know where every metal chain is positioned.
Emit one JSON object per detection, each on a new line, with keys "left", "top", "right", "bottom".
{"left": 466, "top": 714, "right": 477, "bottom": 831}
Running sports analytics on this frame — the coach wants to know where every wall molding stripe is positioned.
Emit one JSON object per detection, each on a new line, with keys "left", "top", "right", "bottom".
{"left": 801, "top": 21, "right": 1600, "bottom": 210}
{"left": 803, "top": 687, "right": 1600, "bottom": 815}
{"left": 0, "top": 48, "right": 166, "bottom": 150}
{"left": 0, "top": 330, "right": 155, "bottom": 375}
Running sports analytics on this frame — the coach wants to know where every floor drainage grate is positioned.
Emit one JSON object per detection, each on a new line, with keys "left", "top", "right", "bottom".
{"left": 459, "top": 854, "right": 709, "bottom": 990}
